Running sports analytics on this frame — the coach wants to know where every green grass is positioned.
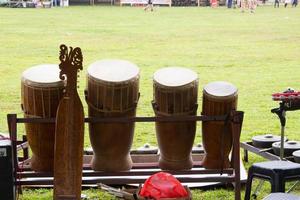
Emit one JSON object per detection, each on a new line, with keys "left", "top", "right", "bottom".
{"left": 0, "top": 5, "right": 300, "bottom": 199}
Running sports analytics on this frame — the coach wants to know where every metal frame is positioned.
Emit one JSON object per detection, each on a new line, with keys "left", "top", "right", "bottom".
{"left": 7, "top": 110, "right": 243, "bottom": 200}
{"left": 241, "top": 142, "right": 294, "bottom": 162}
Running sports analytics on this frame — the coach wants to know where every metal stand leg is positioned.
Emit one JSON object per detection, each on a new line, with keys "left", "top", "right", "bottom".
{"left": 244, "top": 149, "right": 248, "bottom": 162}
{"left": 252, "top": 180, "right": 264, "bottom": 199}
{"left": 287, "top": 181, "right": 300, "bottom": 193}
{"left": 271, "top": 107, "right": 286, "bottom": 160}
{"left": 280, "top": 123, "right": 285, "bottom": 160}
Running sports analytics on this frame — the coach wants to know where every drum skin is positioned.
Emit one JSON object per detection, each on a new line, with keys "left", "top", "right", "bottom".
{"left": 201, "top": 81, "right": 238, "bottom": 169}
{"left": 21, "top": 64, "right": 64, "bottom": 172}
{"left": 153, "top": 67, "right": 198, "bottom": 170}
{"left": 86, "top": 59, "right": 139, "bottom": 172}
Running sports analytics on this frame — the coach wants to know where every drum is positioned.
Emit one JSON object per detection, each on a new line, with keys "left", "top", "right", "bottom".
{"left": 152, "top": 67, "right": 198, "bottom": 170}
{"left": 86, "top": 59, "right": 140, "bottom": 171}
{"left": 202, "top": 81, "right": 238, "bottom": 169}
{"left": 21, "top": 64, "right": 65, "bottom": 172}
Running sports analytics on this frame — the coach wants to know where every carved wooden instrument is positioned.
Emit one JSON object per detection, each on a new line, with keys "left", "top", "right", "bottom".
{"left": 53, "top": 44, "right": 84, "bottom": 200}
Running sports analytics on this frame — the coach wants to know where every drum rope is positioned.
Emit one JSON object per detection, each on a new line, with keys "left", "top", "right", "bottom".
{"left": 49, "top": 88, "right": 51, "bottom": 118}
{"left": 22, "top": 85, "right": 64, "bottom": 118}
{"left": 89, "top": 76, "right": 139, "bottom": 88}
{"left": 96, "top": 84, "right": 99, "bottom": 109}
{"left": 154, "top": 84, "right": 197, "bottom": 114}
{"left": 173, "top": 90, "right": 176, "bottom": 113}
{"left": 89, "top": 77, "right": 139, "bottom": 112}
{"left": 40, "top": 88, "right": 46, "bottom": 118}
{"left": 85, "top": 89, "right": 139, "bottom": 113}
{"left": 111, "top": 85, "right": 115, "bottom": 111}
{"left": 152, "top": 101, "right": 198, "bottom": 116}
{"left": 85, "top": 96, "right": 138, "bottom": 113}
{"left": 181, "top": 90, "right": 184, "bottom": 113}
{"left": 32, "top": 88, "right": 36, "bottom": 117}
{"left": 153, "top": 81, "right": 198, "bottom": 91}
{"left": 127, "top": 86, "right": 130, "bottom": 109}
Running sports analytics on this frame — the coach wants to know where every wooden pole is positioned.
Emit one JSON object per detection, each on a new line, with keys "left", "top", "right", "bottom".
{"left": 230, "top": 111, "right": 244, "bottom": 200}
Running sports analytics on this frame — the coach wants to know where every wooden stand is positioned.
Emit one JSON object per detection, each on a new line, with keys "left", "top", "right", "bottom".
{"left": 7, "top": 111, "right": 243, "bottom": 200}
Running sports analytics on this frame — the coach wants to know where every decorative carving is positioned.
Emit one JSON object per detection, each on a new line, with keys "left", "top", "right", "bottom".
{"left": 59, "top": 44, "right": 83, "bottom": 81}
{"left": 57, "top": 44, "right": 83, "bottom": 97}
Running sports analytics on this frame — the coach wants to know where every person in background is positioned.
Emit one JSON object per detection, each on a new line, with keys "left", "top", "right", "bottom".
{"left": 236, "top": 0, "right": 241, "bottom": 8}
{"left": 51, "top": 0, "right": 60, "bottom": 6}
{"left": 284, "top": 0, "right": 290, "bottom": 7}
{"left": 240, "top": 0, "right": 247, "bottom": 12}
{"left": 249, "top": 0, "right": 256, "bottom": 12}
{"left": 292, "top": 0, "right": 298, "bottom": 7}
{"left": 274, "top": 0, "right": 280, "bottom": 7}
{"left": 144, "top": 0, "right": 154, "bottom": 11}
{"left": 227, "top": 0, "right": 233, "bottom": 8}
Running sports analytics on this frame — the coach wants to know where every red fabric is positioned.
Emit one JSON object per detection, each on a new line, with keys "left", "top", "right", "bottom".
{"left": 139, "top": 172, "right": 188, "bottom": 199}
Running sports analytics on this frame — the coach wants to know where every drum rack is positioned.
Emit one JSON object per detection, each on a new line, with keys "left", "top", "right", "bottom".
{"left": 7, "top": 110, "right": 244, "bottom": 200}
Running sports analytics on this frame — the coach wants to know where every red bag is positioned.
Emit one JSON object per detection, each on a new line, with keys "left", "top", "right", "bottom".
{"left": 139, "top": 172, "right": 188, "bottom": 199}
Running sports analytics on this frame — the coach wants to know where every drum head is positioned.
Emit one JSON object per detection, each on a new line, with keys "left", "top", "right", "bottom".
{"left": 21, "top": 64, "right": 64, "bottom": 87}
{"left": 87, "top": 59, "right": 139, "bottom": 83}
{"left": 203, "top": 81, "right": 237, "bottom": 98}
{"left": 153, "top": 67, "right": 198, "bottom": 87}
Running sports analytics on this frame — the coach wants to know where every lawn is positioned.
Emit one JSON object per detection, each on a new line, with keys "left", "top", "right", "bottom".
{"left": 0, "top": 5, "right": 300, "bottom": 199}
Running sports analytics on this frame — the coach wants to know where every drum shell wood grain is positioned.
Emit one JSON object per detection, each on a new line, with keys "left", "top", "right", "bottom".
{"left": 201, "top": 89, "right": 238, "bottom": 169}
{"left": 153, "top": 77, "right": 198, "bottom": 170}
{"left": 21, "top": 82, "right": 64, "bottom": 172}
{"left": 86, "top": 74, "right": 139, "bottom": 172}
{"left": 88, "top": 108, "right": 136, "bottom": 171}
{"left": 154, "top": 109, "right": 197, "bottom": 170}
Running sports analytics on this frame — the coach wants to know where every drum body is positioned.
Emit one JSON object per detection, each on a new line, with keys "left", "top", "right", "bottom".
{"left": 152, "top": 67, "right": 198, "bottom": 170}
{"left": 21, "top": 64, "right": 65, "bottom": 172}
{"left": 86, "top": 59, "right": 139, "bottom": 171}
{"left": 202, "top": 81, "right": 238, "bottom": 169}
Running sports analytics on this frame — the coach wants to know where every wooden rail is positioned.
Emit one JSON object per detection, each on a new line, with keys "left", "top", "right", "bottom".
{"left": 7, "top": 111, "right": 244, "bottom": 200}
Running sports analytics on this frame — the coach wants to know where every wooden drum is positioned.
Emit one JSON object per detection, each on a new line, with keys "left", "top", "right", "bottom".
{"left": 152, "top": 67, "right": 198, "bottom": 170}
{"left": 202, "top": 81, "right": 238, "bottom": 169}
{"left": 86, "top": 59, "right": 140, "bottom": 171}
{"left": 21, "top": 64, "right": 65, "bottom": 172}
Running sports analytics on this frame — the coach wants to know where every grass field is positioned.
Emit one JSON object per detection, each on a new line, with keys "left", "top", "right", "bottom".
{"left": 0, "top": 5, "right": 300, "bottom": 199}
